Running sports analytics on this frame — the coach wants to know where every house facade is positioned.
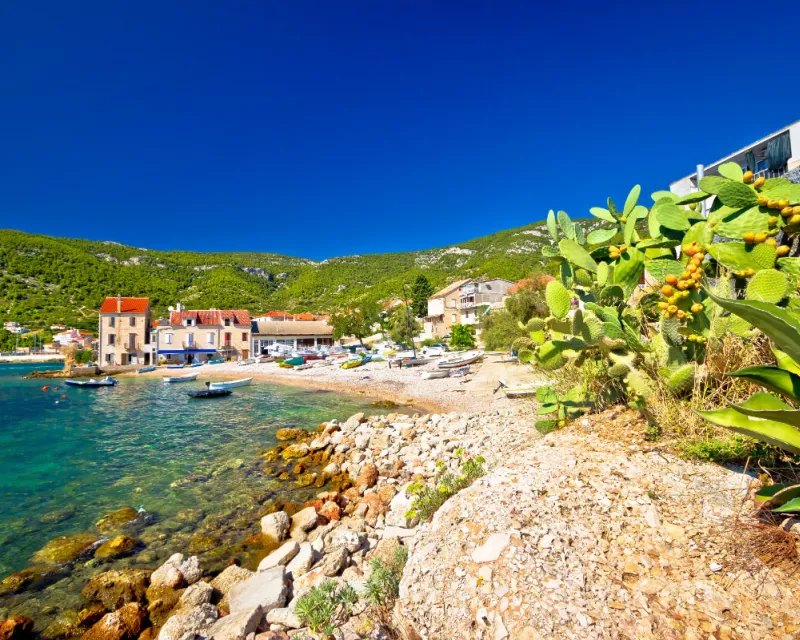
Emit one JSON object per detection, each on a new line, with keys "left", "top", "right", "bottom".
{"left": 98, "top": 297, "right": 152, "bottom": 366}
{"left": 458, "top": 278, "right": 515, "bottom": 326}
{"left": 53, "top": 329, "right": 93, "bottom": 349}
{"left": 671, "top": 120, "right": 800, "bottom": 199}
{"left": 153, "top": 304, "right": 252, "bottom": 364}
{"left": 251, "top": 320, "right": 334, "bottom": 355}
{"left": 423, "top": 279, "right": 470, "bottom": 340}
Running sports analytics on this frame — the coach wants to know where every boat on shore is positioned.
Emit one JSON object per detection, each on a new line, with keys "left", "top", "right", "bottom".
{"left": 64, "top": 377, "right": 118, "bottom": 387}
{"left": 255, "top": 355, "right": 274, "bottom": 363}
{"left": 187, "top": 388, "right": 232, "bottom": 399}
{"left": 438, "top": 350, "right": 484, "bottom": 369}
{"left": 208, "top": 377, "right": 253, "bottom": 390}
{"left": 208, "top": 358, "right": 225, "bottom": 364}
{"left": 188, "top": 362, "right": 204, "bottom": 368}
{"left": 166, "top": 363, "right": 185, "bottom": 369}
{"left": 342, "top": 355, "right": 371, "bottom": 369}
{"left": 495, "top": 379, "right": 547, "bottom": 398}
{"left": 283, "top": 356, "right": 305, "bottom": 366}
{"left": 164, "top": 372, "right": 199, "bottom": 383}
{"left": 136, "top": 366, "right": 156, "bottom": 374}
{"left": 421, "top": 369, "right": 450, "bottom": 379}
{"left": 389, "top": 356, "right": 434, "bottom": 368}
{"left": 237, "top": 358, "right": 256, "bottom": 366}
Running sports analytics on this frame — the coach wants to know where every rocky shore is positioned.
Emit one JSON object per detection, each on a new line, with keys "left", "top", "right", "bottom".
{"left": 3, "top": 400, "right": 800, "bottom": 639}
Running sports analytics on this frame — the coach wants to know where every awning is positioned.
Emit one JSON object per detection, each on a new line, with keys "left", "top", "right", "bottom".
{"left": 157, "top": 349, "right": 217, "bottom": 354}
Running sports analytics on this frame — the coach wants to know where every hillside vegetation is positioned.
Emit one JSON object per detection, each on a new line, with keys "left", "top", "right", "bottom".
{"left": 0, "top": 223, "right": 568, "bottom": 331}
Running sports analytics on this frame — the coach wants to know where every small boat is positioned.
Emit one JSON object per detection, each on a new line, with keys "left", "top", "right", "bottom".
{"left": 390, "top": 357, "right": 434, "bottom": 368}
{"left": 188, "top": 362, "right": 204, "bottom": 368}
{"left": 208, "top": 377, "right": 253, "bottom": 390}
{"left": 166, "top": 363, "right": 185, "bottom": 369}
{"left": 421, "top": 369, "right": 450, "bottom": 380}
{"left": 188, "top": 388, "right": 232, "bottom": 399}
{"left": 237, "top": 358, "right": 256, "bottom": 366}
{"left": 283, "top": 357, "right": 305, "bottom": 366}
{"left": 438, "top": 351, "right": 484, "bottom": 369}
{"left": 255, "top": 355, "right": 274, "bottom": 363}
{"left": 495, "top": 379, "right": 548, "bottom": 398}
{"left": 164, "top": 372, "right": 199, "bottom": 383}
{"left": 277, "top": 361, "right": 295, "bottom": 368}
{"left": 136, "top": 366, "right": 156, "bottom": 374}
{"left": 65, "top": 377, "right": 118, "bottom": 388}
{"left": 208, "top": 358, "right": 225, "bottom": 365}
{"left": 293, "top": 363, "right": 313, "bottom": 370}
{"left": 341, "top": 356, "right": 371, "bottom": 370}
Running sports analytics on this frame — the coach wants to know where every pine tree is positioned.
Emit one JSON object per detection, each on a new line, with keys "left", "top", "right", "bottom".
{"left": 410, "top": 275, "right": 434, "bottom": 318}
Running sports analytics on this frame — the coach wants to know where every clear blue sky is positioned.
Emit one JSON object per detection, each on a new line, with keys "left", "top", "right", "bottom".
{"left": 1, "top": 1, "right": 799, "bottom": 260}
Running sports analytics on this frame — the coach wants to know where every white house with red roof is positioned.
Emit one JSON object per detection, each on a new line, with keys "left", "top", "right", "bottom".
{"left": 53, "top": 328, "right": 93, "bottom": 349}
{"left": 152, "top": 303, "right": 252, "bottom": 364}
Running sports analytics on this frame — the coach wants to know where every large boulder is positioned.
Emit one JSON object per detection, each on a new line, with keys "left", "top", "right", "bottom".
{"left": 209, "top": 565, "right": 253, "bottom": 598}
{"left": 264, "top": 608, "right": 302, "bottom": 629}
{"left": 227, "top": 567, "right": 287, "bottom": 616}
{"left": 94, "top": 535, "right": 137, "bottom": 560}
{"left": 289, "top": 508, "right": 317, "bottom": 537}
{"left": 82, "top": 569, "right": 152, "bottom": 610}
{"left": 145, "top": 584, "right": 184, "bottom": 627}
{"left": 178, "top": 581, "right": 213, "bottom": 609}
{"left": 204, "top": 607, "right": 261, "bottom": 640}
{"left": 156, "top": 604, "right": 217, "bottom": 640}
{"left": 80, "top": 603, "right": 146, "bottom": 640}
{"left": 150, "top": 554, "right": 202, "bottom": 589}
{"left": 31, "top": 532, "right": 99, "bottom": 565}
{"left": 257, "top": 541, "right": 298, "bottom": 572}
{"left": 260, "top": 512, "right": 290, "bottom": 542}
{"left": 95, "top": 507, "right": 140, "bottom": 534}
{"left": 385, "top": 486, "right": 417, "bottom": 528}
{"left": 275, "top": 428, "right": 306, "bottom": 441}
{"left": 280, "top": 444, "right": 309, "bottom": 461}
{"left": 284, "top": 543, "right": 314, "bottom": 578}
{"left": 0, "top": 617, "right": 34, "bottom": 640}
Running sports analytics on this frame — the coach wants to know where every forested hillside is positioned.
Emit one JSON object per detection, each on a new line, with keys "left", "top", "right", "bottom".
{"left": 0, "top": 223, "right": 566, "bottom": 331}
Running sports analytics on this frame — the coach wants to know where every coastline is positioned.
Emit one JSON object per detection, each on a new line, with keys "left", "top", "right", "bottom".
{"left": 134, "top": 353, "right": 544, "bottom": 415}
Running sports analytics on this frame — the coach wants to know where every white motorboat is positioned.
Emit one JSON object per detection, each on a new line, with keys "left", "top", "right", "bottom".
{"left": 164, "top": 372, "right": 199, "bottom": 383}
{"left": 208, "top": 377, "right": 253, "bottom": 390}
{"left": 237, "top": 358, "right": 256, "bottom": 366}
{"left": 421, "top": 369, "right": 450, "bottom": 380}
{"left": 496, "top": 379, "right": 548, "bottom": 398}
{"left": 438, "top": 350, "right": 484, "bottom": 369}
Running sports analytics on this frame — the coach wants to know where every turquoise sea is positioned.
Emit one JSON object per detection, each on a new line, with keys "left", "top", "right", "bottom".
{"left": 0, "top": 362, "right": 385, "bottom": 620}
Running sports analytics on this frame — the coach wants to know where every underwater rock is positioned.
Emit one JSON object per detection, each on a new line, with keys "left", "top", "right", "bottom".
{"left": 76, "top": 605, "right": 106, "bottom": 628}
{"left": 0, "top": 570, "right": 37, "bottom": 597}
{"left": 0, "top": 616, "right": 34, "bottom": 640}
{"left": 294, "top": 473, "right": 316, "bottom": 488}
{"left": 39, "top": 506, "right": 77, "bottom": 525}
{"left": 31, "top": 533, "right": 100, "bottom": 566}
{"left": 144, "top": 585, "right": 183, "bottom": 627}
{"left": 95, "top": 508, "right": 140, "bottom": 535}
{"left": 280, "top": 444, "right": 309, "bottom": 461}
{"left": 274, "top": 428, "right": 306, "bottom": 441}
{"left": 41, "top": 611, "right": 80, "bottom": 640}
{"left": 94, "top": 536, "right": 137, "bottom": 560}
{"left": 81, "top": 569, "right": 151, "bottom": 610}
{"left": 187, "top": 534, "right": 218, "bottom": 555}
{"left": 156, "top": 603, "right": 217, "bottom": 640}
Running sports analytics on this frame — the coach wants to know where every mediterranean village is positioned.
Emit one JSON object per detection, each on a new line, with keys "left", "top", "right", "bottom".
{"left": 3, "top": 120, "right": 800, "bottom": 640}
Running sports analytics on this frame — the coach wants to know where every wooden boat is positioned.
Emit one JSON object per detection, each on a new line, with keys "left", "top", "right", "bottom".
{"left": 283, "top": 357, "right": 305, "bottom": 366}
{"left": 293, "top": 363, "right": 313, "bottom": 370}
{"left": 390, "top": 357, "right": 434, "bottom": 368}
{"left": 65, "top": 377, "right": 118, "bottom": 387}
{"left": 164, "top": 372, "right": 199, "bottom": 383}
{"left": 187, "top": 389, "right": 232, "bottom": 399}
{"left": 341, "top": 356, "right": 370, "bottom": 369}
{"left": 208, "top": 358, "right": 225, "bottom": 365}
{"left": 136, "top": 366, "right": 156, "bottom": 374}
{"left": 255, "top": 355, "right": 274, "bottom": 363}
{"left": 421, "top": 369, "right": 450, "bottom": 380}
{"left": 166, "top": 363, "right": 185, "bottom": 369}
{"left": 208, "top": 377, "right": 253, "bottom": 390}
{"left": 495, "top": 379, "right": 548, "bottom": 398}
{"left": 237, "top": 358, "right": 256, "bottom": 366}
{"left": 438, "top": 351, "right": 484, "bottom": 369}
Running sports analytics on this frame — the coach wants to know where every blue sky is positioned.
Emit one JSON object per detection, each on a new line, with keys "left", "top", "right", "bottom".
{"left": 1, "top": 1, "right": 799, "bottom": 259}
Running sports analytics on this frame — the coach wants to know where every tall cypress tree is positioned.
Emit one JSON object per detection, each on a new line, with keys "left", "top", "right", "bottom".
{"left": 410, "top": 274, "right": 434, "bottom": 317}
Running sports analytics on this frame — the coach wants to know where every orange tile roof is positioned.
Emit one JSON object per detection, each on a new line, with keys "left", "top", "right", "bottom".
{"left": 507, "top": 275, "right": 555, "bottom": 295}
{"left": 99, "top": 297, "right": 150, "bottom": 313}
{"left": 168, "top": 309, "right": 252, "bottom": 326}
{"left": 429, "top": 279, "right": 471, "bottom": 300}
{"left": 264, "top": 310, "right": 293, "bottom": 318}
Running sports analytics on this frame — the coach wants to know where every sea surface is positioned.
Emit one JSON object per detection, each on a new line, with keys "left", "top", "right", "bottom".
{"left": 0, "top": 363, "right": 383, "bottom": 584}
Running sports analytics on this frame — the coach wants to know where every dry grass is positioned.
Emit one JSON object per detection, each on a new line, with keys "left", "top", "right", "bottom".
{"left": 726, "top": 518, "right": 799, "bottom": 572}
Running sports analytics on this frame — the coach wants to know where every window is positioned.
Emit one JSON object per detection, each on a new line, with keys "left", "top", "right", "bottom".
{"left": 108, "top": 334, "right": 116, "bottom": 345}
{"left": 129, "top": 317, "right": 136, "bottom": 327}
{"left": 208, "top": 333, "right": 215, "bottom": 345}
{"left": 105, "top": 354, "right": 114, "bottom": 363}
{"left": 165, "top": 334, "right": 173, "bottom": 345}
{"left": 128, "top": 334, "right": 136, "bottom": 349}
{"left": 242, "top": 333, "right": 248, "bottom": 342}
{"left": 225, "top": 332, "right": 232, "bottom": 345}
{"left": 187, "top": 333, "right": 194, "bottom": 346}
{"left": 109, "top": 317, "right": 115, "bottom": 327}
{"left": 451, "top": 314, "right": 456, "bottom": 322}
{"left": 224, "top": 318, "right": 231, "bottom": 327}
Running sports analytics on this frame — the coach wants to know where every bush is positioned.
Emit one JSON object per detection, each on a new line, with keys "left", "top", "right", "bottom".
{"left": 74, "top": 349, "right": 93, "bottom": 365}
{"left": 406, "top": 450, "right": 486, "bottom": 522}
{"left": 449, "top": 324, "right": 476, "bottom": 350}
{"left": 479, "top": 310, "right": 526, "bottom": 351}
{"left": 294, "top": 580, "right": 359, "bottom": 639}
{"left": 364, "top": 545, "right": 408, "bottom": 609}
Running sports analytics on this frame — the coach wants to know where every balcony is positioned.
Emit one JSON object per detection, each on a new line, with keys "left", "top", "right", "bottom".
{"left": 124, "top": 342, "right": 140, "bottom": 351}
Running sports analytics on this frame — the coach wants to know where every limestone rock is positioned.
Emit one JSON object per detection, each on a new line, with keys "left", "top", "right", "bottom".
{"left": 209, "top": 565, "right": 253, "bottom": 599}
{"left": 275, "top": 428, "right": 306, "bottom": 441}
{"left": 471, "top": 533, "right": 510, "bottom": 563}
{"left": 318, "top": 501, "right": 341, "bottom": 522}
{"left": 94, "top": 535, "right": 137, "bottom": 560}
{"left": 31, "top": 532, "right": 100, "bottom": 565}
{"left": 82, "top": 569, "right": 151, "bottom": 610}
{"left": 318, "top": 548, "right": 349, "bottom": 577}
{"left": 285, "top": 543, "right": 314, "bottom": 578}
{"left": 157, "top": 604, "right": 218, "bottom": 640}
{"left": 289, "top": 508, "right": 317, "bottom": 536}
{"left": 81, "top": 603, "right": 146, "bottom": 640}
{"left": 264, "top": 607, "right": 302, "bottom": 629}
{"left": 385, "top": 487, "right": 416, "bottom": 528}
{"left": 95, "top": 507, "right": 140, "bottom": 534}
{"left": 356, "top": 464, "right": 378, "bottom": 490}
{"left": 205, "top": 607, "right": 261, "bottom": 640}
{"left": 178, "top": 581, "right": 214, "bottom": 609}
{"left": 260, "top": 512, "right": 290, "bottom": 542}
{"left": 228, "top": 567, "right": 287, "bottom": 616}
{"left": 257, "top": 541, "right": 298, "bottom": 572}
{"left": 280, "top": 444, "right": 309, "bottom": 460}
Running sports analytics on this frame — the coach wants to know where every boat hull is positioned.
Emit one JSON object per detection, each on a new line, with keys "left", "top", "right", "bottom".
{"left": 208, "top": 377, "right": 253, "bottom": 390}
{"left": 188, "top": 389, "right": 232, "bottom": 399}
{"left": 437, "top": 351, "right": 484, "bottom": 369}
{"left": 164, "top": 373, "right": 199, "bottom": 383}
{"left": 136, "top": 366, "right": 156, "bottom": 374}
{"left": 64, "top": 379, "right": 118, "bottom": 387}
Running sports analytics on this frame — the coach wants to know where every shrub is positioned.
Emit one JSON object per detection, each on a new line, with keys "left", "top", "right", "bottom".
{"left": 294, "top": 580, "right": 359, "bottom": 639}
{"left": 364, "top": 545, "right": 408, "bottom": 608}
{"left": 406, "top": 450, "right": 485, "bottom": 521}
{"left": 449, "top": 324, "right": 476, "bottom": 350}
{"left": 479, "top": 310, "right": 526, "bottom": 351}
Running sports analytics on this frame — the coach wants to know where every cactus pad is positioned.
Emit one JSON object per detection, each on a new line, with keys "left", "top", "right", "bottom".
{"left": 666, "top": 364, "right": 695, "bottom": 394}
{"left": 746, "top": 269, "right": 790, "bottom": 304}
{"left": 545, "top": 280, "right": 572, "bottom": 319}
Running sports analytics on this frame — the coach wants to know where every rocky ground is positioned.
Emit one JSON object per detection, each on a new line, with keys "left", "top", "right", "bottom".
{"left": 3, "top": 401, "right": 800, "bottom": 640}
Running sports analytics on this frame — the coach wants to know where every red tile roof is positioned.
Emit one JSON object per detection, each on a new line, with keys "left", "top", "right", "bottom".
{"left": 100, "top": 297, "right": 150, "bottom": 314}
{"left": 293, "top": 312, "right": 315, "bottom": 321}
{"left": 168, "top": 309, "right": 251, "bottom": 326}
{"left": 264, "top": 310, "right": 293, "bottom": 318}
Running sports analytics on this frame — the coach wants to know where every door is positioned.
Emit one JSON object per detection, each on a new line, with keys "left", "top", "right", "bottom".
{"left": 242, "top": 349, "right": 249, "bottom": 358}
{"left": 144, "top": 353, "right": 150, "bottom": 365}
{"left": 121, "top": 353, "right": 127, "bottom": 366}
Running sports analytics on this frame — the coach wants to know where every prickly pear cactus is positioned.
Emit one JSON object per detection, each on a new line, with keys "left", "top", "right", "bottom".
{"left": 746, "top": 269, "right": 790, "bottom": 303}
{"left": 545, "top": 280, "right": 572, "bottom": 319}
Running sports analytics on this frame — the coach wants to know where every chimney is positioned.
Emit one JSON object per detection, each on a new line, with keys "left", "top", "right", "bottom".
{"left": 117, "top": 295, "right": 122, "bottom": 313}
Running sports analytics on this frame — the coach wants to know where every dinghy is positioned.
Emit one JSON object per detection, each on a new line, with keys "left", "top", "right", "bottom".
{"left": 164, "top": 372, "right": 199, "bottom": 383}
{"left": 136, "top": 366, "right": 156, "bottom": 374}
{"left": 495, "top": 379, "right": 548, "bottom": 398}
{"left": 237, "top": 358, "right": 256, "bottom": 366}
{"left": 208, "top": 377, "right": 253, "bottom": 390}
{"left": 208, "top": 358, "right": 225, "bottom": 364}
{"left": 421, "top": 369, "right": 450, "bottom": 380}
{"left": 187, "top": 388, "right": 232, "bottom": 399}
{"left": 437, "top": 350, "right": 484, "bottom": 369}
{"left": 65, "top": 377, "right": 118, "bottom": 387}
{"left": 282, "top": 357, "right": 305, "bottom": 366}
{"left": 166, "top": 363, "right": 185, "bottom": 369}
{"left": 188, "top": 362, "right": 204, "bottom": 368}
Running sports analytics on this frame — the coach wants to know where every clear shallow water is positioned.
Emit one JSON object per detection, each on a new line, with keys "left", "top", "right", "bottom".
{"left": 0, "top": 363, "right": 380, "bottom": 579}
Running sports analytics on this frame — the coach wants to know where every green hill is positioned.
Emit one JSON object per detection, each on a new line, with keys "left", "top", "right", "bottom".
{"left": 0, "top": 222, "right": 578, "bottom": 332}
